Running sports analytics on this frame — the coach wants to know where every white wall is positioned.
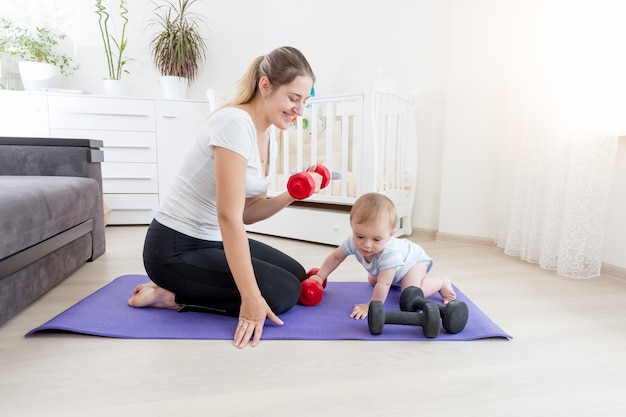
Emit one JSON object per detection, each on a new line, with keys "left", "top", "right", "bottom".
{"left": 439, "top": 0, "right": 508, "bottom": 239}
{"left": 1, "top": 0, "right": 264, "bottom": 101}
{"left": 2, "top": 0, "right": 623, "bottom": 270}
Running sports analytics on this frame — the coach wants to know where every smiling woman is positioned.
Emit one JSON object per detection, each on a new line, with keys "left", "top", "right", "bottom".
{"left": 128, "top": 46, "right": 319, "bottom": 348}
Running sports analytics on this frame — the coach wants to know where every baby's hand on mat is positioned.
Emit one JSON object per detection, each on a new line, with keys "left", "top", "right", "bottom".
{"left": 350, "top": 303, "right": 369, "bottom": 320}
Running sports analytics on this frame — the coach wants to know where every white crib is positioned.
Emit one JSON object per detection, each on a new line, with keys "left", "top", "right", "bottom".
{"left": 246, "top": 67, "right": 418, "bottom": 246}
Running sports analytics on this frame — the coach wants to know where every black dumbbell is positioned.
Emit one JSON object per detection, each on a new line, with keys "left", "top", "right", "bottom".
{"left": 367, "top": 300, "right": 441, "bottom": 338}
{"left": 399, "top": 286, "right": 469, "bottom": 334}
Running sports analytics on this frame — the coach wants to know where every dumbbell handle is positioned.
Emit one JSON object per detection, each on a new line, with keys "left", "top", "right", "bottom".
{"left": 287, "top": 165, "right": 331, "bottom": 200}
{"left": 380, "top": 310, "right": 425, "bottom": 326}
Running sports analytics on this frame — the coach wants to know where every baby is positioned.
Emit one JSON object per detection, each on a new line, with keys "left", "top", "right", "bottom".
{"left": 309, "top": 192, "right": 456, "bottom": 319}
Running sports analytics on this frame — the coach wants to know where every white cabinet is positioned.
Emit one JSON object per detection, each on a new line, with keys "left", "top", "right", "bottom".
{"left": 0, "top": 91, "right": 211, "bottom": 225}
{"left": 48, "top": 95, "right": 160, "bottom": 225}
{"left": 47, "top": 95, "right": 156, "bottom": 131}
{"left": 0, "top": 91, "right": 49, "bottom": 137}
{"left": 156, "top": 100, "right": 210, "bottom": 198}
{"left": 81, "top": 130, "right": 157, "bottom": 163}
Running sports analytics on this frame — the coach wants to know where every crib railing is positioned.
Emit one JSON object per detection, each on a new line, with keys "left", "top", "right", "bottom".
{"left": 267, "top": 68, "right": 416, "bottom": 207}
{"left": 374, "top": 90, "right": 414, "bottom": 194}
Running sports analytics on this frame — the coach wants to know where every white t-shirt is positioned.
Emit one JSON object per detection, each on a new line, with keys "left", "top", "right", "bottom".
{"left": 155, "top": 107, "right": 276, "bottom": 241}
{"left": 340, "top": 236, "right": 433, "bottom": 285}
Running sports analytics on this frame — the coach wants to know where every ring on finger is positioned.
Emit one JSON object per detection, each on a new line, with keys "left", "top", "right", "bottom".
{"left": 241, "top": 323, "right": 248, "bottom": 330}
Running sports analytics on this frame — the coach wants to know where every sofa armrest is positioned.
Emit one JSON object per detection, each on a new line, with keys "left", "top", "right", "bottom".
{"left": 0, "top": 137, "right": 104, "bottom": 184}
{"left": 0, "top": 137, "right": 106, "bottom": 260}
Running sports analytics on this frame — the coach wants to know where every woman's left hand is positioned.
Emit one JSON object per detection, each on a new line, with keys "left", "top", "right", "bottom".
{"left": 234, "top": 295, "right": 283, "bottom": 348}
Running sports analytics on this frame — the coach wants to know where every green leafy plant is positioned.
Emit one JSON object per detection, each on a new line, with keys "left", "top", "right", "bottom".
{"left": 149, "top": 0, "right": 207, "bottom": 82}
{"left": 0, "top": 17, "right": 79, "bottom": 76}
{"left": 95, "top": 0, "right": 130, "bottom": 80}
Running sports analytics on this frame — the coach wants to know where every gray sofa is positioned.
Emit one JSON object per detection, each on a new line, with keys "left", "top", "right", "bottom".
{"left": 0, "top": 137, "right": 106, "bottom": 326}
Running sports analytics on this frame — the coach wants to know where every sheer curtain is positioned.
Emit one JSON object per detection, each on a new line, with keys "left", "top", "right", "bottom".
{"left": 495, "top": 0, "right": 625, "bottom": 278}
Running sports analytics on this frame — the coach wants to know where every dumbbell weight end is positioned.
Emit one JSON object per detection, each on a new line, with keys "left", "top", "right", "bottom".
{"left": 311, "top": 164, "right": 331, "bottom": 189}
{"left": 298, "top": 280, "right": 324, "bottom": 306}
{"left": 368, "top": 301, "right": 385, "bottom": 335}
{"left": 298, "top": 268, "right": 327, "bottom": 306}
{"left": 287, "top": 173, "right": 316, "bottom": 200}
{"left": 440, "top": 301, "right": 469, "bottom": 334}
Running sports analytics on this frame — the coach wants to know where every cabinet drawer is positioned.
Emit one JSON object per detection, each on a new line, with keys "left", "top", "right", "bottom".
{"left": 48, "top": 96, "right": 155, "bottom": 131}
{"left": 51, "top": 129, "right": 157, "bottom": 163}
{"left": 104, "top": 194, "right": 158, "bottom": 225}
{"left": 102, "top": 163, "right": 158, "bottom": 193}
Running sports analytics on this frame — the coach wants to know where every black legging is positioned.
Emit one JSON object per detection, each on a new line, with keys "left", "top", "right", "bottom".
{"left": 143, "top": 220, "right": 307, "bottom": 316}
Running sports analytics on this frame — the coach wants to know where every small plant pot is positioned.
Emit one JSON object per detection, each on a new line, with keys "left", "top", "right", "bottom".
{"left": 18, "top": 61, "right": 60, "bottom": 91}
{"left": 103, "top": 78, "right": 125, "bottom": 97}
{"left": 160, "top": 75, "right": 188, "bottom": 99}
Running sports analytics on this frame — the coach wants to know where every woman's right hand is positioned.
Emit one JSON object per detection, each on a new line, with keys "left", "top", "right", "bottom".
{"left": 308, "top": 171, "right": 324, "bottom": 193}
{"left": 234, "top": 295, "right": 283, "bottom": 348}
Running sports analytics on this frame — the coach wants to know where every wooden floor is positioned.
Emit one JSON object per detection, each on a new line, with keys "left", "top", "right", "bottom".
{"left": 1, "top": 225, "right": 626, "bottom": 416}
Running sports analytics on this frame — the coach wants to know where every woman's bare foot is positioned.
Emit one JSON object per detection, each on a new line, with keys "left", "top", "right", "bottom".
{"left": 439, "top": 276, "right": 457, "bottom": 305}
{"left": 128, "top": 282, "right": 179, "bottom": 310}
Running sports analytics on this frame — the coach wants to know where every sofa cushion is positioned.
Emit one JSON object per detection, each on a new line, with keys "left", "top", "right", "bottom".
{"left": 0, "top": 176, "right": 101, "bottom": 261}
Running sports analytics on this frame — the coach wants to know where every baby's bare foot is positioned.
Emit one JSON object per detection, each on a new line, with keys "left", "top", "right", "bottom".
{"left": 128, "top": 282, "right": 179, "bottom": 309}
{"left": 439, "top": 276, "right": 457, "bottom": 305}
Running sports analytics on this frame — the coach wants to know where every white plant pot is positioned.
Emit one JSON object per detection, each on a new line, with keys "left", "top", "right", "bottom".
{"left": 18, "top": 61, "right": 60, "bottom": 91}
{"left": 160, "top": 76, "right": 188, "bottom": 99}
{"left": 103, "top": 79, "right": 125, "bottom": 97}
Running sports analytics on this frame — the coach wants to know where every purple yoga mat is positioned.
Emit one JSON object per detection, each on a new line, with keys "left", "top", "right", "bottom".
{"left": 26, "top": 274, "right": 511, "bottom": 341}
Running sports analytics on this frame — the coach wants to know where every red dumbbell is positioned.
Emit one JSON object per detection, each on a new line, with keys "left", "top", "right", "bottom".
{"left": 287, "top": 164, "right": 331, "bottom": 200}
{"left": 299, "top": 268, "right": 328, "bottom": 306}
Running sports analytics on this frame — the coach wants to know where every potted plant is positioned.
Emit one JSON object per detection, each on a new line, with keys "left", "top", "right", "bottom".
{"left": 95, "top": 0, "right": 130, "bottom": 96}
{"left": 0, "top": 17, "right": 79, "bottom": 90}
{"left": 149, "top": 0, "right": 207, "bottom": 99}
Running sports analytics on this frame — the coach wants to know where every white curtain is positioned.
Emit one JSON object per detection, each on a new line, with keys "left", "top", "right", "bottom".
{"left": 495, "top": 0, "right": 624, "bottom": 278}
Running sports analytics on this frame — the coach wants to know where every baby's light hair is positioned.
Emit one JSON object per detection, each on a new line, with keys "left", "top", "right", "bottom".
{"left": 350, "top": 192, "right": 397, "bottom": 230}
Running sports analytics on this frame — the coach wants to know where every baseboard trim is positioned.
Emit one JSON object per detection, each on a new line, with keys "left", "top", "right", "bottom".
{"left": 435, "top": 232, "right": 496, "bottom": 247}
{"left": 421, "top": 229, "right": 625, "bottom": 280}
{"left": 409, "top": 228, "right": 438, "bottom": 241}
{"left": 601, "top": 262, "right": 626, "bottom": 281}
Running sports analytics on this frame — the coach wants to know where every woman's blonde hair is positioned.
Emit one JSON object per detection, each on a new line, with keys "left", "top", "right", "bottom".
{"left": 230, "top": 46, "right": 315, "bottom": 105}
{"left": 350, "top": 192, "right": 397, "bottom": 230}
